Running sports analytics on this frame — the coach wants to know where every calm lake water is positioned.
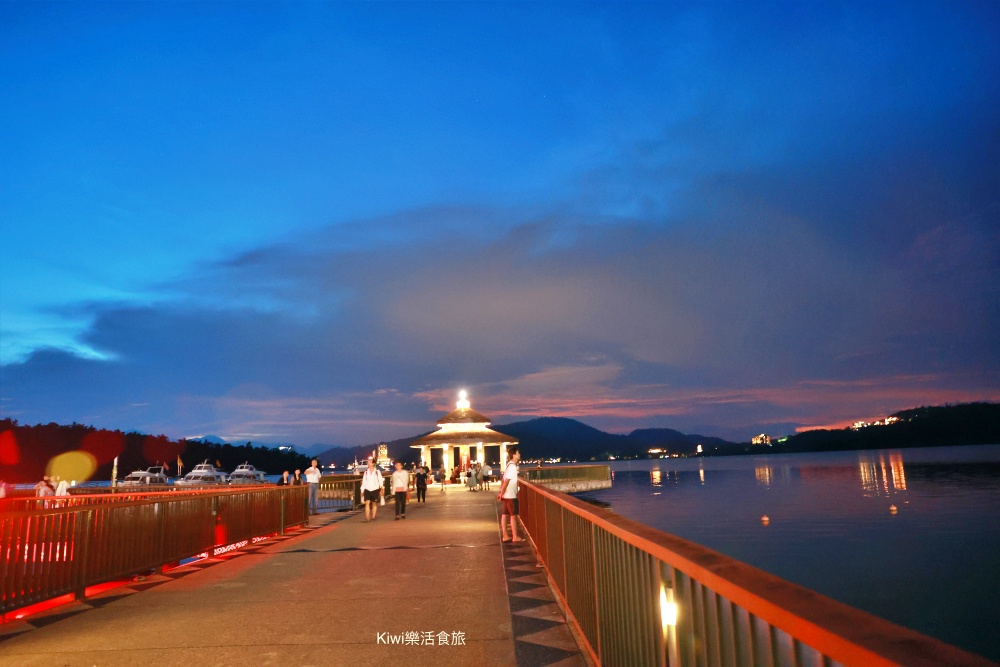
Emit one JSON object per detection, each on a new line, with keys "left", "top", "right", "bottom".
{"left": 577, "top": 445, "right": 1000, "bottom": 662}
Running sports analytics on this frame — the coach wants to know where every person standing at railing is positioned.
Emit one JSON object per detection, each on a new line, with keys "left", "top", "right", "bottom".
{"left": 498, "top": 447, "right": 524, "bottom": 543}
{"left": 361, "top": 458, "right": 384, "bottom": 522}
{"left": 305, "top": 458, "right": 321, "bottom": 515}
{"left": 277, "top": 470, "right": 290, "bottom": 486}
{"left": 291, "top": 470, "right": 304, "bottom": 486}
{"left": 34, "top": 475, "right": 54, "bottom": 509}
{"left": 34, "top": 476, "right": 54, "bottom": 496}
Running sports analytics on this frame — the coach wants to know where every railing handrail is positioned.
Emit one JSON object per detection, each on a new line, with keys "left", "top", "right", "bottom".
{"left": 521, "top": 480, "right": 992, "bottom": 667}
{"left": 0, "top": 485, "right": 280, "bottom": 512}
{"left": 519, "top": 464, "right": 610, "bottom": 482}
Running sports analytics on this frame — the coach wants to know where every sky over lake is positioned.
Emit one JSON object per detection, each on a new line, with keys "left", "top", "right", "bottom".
{"left": 2, "top": 1, "right": 998, "bottom": 447}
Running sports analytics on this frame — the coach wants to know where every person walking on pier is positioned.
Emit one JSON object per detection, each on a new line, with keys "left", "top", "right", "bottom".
{"left": 305, "top": 458, "right": 321, "bottom": 515}
{"left": 391, "top": 461, "right": 409, "bottom": 520}
{"left": 498, "top": 447, "right": 524, "bottom": 543}
{"left": 361, "top": 458, "right": 384, "bottom": 522}
{"left": 482, "top": 463, "right": 492, "bottom": 491}
{"left": 414, "top": 466, "right": 428, "bottom": 503}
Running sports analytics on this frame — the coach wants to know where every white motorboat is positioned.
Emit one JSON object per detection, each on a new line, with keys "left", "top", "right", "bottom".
{"left": 120, "top": 465, "right": 171, "bottom": 487}
{"left": 175, "top": 460, "right": 229, "bottom": 486}
{"left": 228, "top": 462, "right": 268, "bottom": 485}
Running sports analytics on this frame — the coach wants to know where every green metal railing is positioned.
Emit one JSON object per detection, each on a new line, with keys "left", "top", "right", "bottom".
{"left": 519, "top": 464, "right": 611, "bottom": 484}
{"left": 1, "top": 486, "right": 309, "bottom": 616}
{"left": 317, "top": 475, "right": 362, "bottom": 509}
{"left": 518, "top": 480, "right": 992, "bottom": 667}
{"left": 315, "top": 473, "right": 397, "bottom": 510}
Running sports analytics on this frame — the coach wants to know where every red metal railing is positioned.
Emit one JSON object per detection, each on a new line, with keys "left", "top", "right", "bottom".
{"left": 1, "top": 486, "right": 308, "bottom": 616}
{"left": 518, "top": 479, "right": 993, "bottom": 667}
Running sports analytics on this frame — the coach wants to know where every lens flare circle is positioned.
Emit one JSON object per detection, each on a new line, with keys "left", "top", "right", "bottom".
{"left": 0, "top": 430, "right": 20, "bottom": 465}
{"left": 46, "top": 451, "right": 98, "bottom": 483}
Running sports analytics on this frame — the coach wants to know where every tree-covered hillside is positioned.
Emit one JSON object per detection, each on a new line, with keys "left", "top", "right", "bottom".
{"left": 0, "top": 419, "right": 311, "bottom": 483}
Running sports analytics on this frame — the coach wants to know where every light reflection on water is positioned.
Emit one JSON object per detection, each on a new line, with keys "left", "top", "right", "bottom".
{"left": 584, "top": 445, "right": 1000, "bottom": 662}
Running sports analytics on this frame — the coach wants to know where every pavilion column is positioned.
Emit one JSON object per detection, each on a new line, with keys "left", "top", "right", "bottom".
{"left": 460, "top": 445, "right": 469, "bottom": 471}
{"left": 421, "top": 446, "right": 428, "bottom": 468}
{"left": 500, "top": 445, "right": 507, "bottom": 471}
{"left": 476, "top": 443, "right": 484, "bottom": 465}
{"left": 442, "top": 445, "right": 451, "bottom": 480}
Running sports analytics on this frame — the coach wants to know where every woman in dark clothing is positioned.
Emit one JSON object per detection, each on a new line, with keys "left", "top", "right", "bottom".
{"left": 414, "top": 466, "right": 428, "bottom": 503}
{"left": 291, "top": 469, "right": 304, "bottom": 486}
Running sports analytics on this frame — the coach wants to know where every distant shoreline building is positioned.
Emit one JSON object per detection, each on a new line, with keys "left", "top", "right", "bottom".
{"left": 751, "top": 433, "right": 771, "bottom": 446}
{"left": 375, "top": 443, "right": 390, "bottom": 468}
{"left": 410, "top": 391, "right": 518, "bottom": 478}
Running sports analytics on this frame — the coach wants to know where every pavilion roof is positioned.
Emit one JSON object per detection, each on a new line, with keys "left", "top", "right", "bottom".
{"left": 437, "top": 407, "right": 491, "bottom": 425}
{"left": 410, "top": 426, "right": 517, "bottom": 448}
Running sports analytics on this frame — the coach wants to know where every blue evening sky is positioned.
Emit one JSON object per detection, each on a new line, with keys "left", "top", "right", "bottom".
{"left": 2, "top": 1, "right": 998, "bottom": 447}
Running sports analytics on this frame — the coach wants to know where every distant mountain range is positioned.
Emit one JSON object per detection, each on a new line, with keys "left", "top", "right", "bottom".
{"left": 317, "top": 416, "right": 734, "bottom": 466}
{"left": 189, "top": 435, "right": 330, "bottom": 456}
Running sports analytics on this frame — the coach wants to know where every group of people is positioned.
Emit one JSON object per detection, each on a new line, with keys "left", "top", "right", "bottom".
{"left": 359, "top": 458, "right": 433, "bottom": 522}
{"left": 464, "top": 462, "right": 492, "bottom": 491}
{"left": 34, "top": 475, "right": 69, "bottom": 497}
{"left": 355, "top": 445, "right": 525, "bottom": 544}
{"left": 276, "top": 459, "right": 323, "bottom": 515}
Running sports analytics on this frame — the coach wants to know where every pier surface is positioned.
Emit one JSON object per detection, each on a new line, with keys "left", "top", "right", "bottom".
{"left": 0, "top": 487, "right": 586, "bottom": 667}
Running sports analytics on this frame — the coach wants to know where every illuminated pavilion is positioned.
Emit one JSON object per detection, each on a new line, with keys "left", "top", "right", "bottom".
{"left": 411, "top": 391, "right": 518, "bottom": 479}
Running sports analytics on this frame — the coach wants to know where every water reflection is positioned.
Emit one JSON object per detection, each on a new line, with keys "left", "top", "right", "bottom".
{"left": 594, "top": 446, "right": 1000, "bottom": 662}
{"left": 859, "top": 452, "right": 908, "bottom": 497}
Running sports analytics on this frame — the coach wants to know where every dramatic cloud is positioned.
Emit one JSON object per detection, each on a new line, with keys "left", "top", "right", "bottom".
{"left": 4, "top": 191, "right": 997, "bottom": 445}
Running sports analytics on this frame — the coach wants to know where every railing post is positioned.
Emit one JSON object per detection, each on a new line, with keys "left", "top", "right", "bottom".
{"left": 591, "top": 521, "right": 602, "bottom": 663}
{"left": 154, "top": 501, "right": 165, "bottom": 573}
{"left": 249, "top": 490, "right": 255, "bottom": 540}
{"left": 279, "top": 489, "right": 286, "bottom": 535}
{"left": 74, "top": 509, "right": 93, "bottom": 601}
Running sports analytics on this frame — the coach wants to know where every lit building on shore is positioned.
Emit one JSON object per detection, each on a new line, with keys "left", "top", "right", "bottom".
{"left": 376, "top": 443, "right": 390, "bottom": 468}
{"left": 410, "top": 391, "right": 518, "bottom": 480}
{"left": 751, "top": 433, "right": 771, "bottom": 446}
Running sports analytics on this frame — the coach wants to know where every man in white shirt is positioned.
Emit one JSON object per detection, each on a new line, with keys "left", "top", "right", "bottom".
{"left": 497, "top": 447, "right": 524, "bottom": 543}
{"left": 305, "top": 459, "right": 322, "bottom": 515}
{"left": 361, "top": 458, "right": 384, "bottom": 522}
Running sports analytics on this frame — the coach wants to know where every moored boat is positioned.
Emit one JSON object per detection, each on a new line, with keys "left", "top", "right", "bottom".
{"left": 174, "top": 460, "right": 228, "bottom": 486}
{"left": 228, "top": 462, "right": 268, "bottom": 485}
{"left": 120, "top": 466, "right": 171, "bottom": 487}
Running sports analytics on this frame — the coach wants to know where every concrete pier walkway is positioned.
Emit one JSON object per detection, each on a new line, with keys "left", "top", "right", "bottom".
{"left": 0, "top": 486, "right": 587, "bottom": 667}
